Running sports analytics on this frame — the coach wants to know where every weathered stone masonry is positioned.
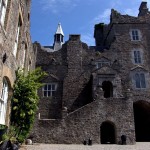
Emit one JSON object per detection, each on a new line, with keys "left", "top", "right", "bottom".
{"left": 31, "top": 2, "right": 150, "bottom": 144}
{"left": 0, "top": 0, "right": 34, "bottom": 126}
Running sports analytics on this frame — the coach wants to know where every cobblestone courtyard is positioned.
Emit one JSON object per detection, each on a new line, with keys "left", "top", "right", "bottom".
{"left": 20, "top": 143, "right": 150, "bottom": 150}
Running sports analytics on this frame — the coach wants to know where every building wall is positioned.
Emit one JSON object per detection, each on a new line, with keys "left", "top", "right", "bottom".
{"left": 31, "top": 2, "right": 150, "bottom": 144}
{"left": 32, "top": 34, "right": 136, "bottom": 144}
{"left": 0, "top": 0, "right": 34, "bottom": 126}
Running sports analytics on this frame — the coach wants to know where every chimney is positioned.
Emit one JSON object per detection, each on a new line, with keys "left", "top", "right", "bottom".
{"left": 138, "top": 2, "right": 149, "bottom": 16}
{"left": 69, "top": 35, "right": 81, "bottom": 41}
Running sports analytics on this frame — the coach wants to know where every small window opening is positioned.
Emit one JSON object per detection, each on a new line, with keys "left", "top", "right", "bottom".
{"left": 2, "top": 53, "right": 7, "bottom": 63}
{"left": 28, "top": 13, "right": 30, "bottom": 21}
{"left": 131, "top": 29, "right": 140, "bottom": 41}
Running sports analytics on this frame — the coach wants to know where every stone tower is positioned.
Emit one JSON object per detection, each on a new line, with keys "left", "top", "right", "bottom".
{"left": 53, "top": 23, "right": 64, "bottom": 51}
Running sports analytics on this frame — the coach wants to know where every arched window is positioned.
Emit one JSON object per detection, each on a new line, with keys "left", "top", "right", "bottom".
{"left": 135, "top": 73, "right": 146, "bottom": 88}
{"left": 0, "top": 78, "right": 9, "bottom": 124}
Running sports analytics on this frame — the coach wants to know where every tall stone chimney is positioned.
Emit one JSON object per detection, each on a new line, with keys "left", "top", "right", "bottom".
{"left": 138, "top": 1, "right": 149, "bottom": 16}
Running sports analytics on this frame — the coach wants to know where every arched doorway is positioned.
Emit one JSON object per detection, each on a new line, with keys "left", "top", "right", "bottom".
{"left": 102, "top": 81, "right": 113, "bottom": 98}
{"left": 133, "top": 101, "right": 150, "bottom": 142}
{"left": 100, "top": 121, "right": 116, "bottom": 144}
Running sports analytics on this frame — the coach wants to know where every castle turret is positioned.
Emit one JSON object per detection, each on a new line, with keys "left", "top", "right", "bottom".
{"left": 53, "top": 23, "right": 64, "bottom": 51}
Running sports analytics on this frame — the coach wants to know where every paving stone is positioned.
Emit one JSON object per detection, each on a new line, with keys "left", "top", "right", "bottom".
{"left": 25, "top": 143, "right": 150, "bottom": 150}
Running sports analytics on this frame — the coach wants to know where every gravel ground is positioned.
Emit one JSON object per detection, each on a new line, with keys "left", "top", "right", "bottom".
{"left": 19, "top": 143, "right": 150, "bottom": 150}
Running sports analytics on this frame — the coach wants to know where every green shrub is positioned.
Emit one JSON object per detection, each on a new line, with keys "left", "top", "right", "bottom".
{"left": 11, "top": 67, "right": 47, "bottom": 143}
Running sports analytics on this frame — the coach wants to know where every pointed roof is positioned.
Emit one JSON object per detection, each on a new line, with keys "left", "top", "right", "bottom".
{"left": 55, "top": 23, "right": 64, "bottom": 36}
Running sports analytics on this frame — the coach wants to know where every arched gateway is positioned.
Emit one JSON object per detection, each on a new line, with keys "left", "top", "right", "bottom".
{"left": 134, "top": 101, "right": 150, "bottom": 142}
{"left": 100, "top": 121, "right": 116, "bottom": 144}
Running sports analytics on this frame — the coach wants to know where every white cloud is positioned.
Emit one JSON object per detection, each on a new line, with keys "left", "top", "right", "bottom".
{"left": 92, "top": 0, "right": 146, "bottom": 25}
{"left": 81, "top": 33, "right": 95, "bottom": 46}
{"left": 123, "top": 8, "right": 138, "bottom": 17}
{"left": 109, "top": 0, "right": 141, "bottom": 17}
{"left": 146, "top": 0, "right": 150, "bottom": 8}
{"left": 84, "top": 8, "right": 111, "bottom": 46}
{"left": 93, "top": 8, "right": 111, "bottom": 24}
{"left": 40, "top": 0, "right": 79, "bottom": 14}
{"left": 110, "top": 0, "right": 122, "bottom": 8}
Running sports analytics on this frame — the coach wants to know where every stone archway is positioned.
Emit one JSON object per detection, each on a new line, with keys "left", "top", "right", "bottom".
{"left": 133, "top": 101, "right": 150, "bottom": 142}
{"left": 100, "top": 121, "right": 116, "bottom": 144}
{"left": 102, "top": 81, "right": 113, "bottom": 98}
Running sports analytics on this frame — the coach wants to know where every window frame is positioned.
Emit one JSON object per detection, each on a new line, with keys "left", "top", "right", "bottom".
{"left": 13, "top": 16, "right": 22, "bottom": 57}
{"left": 21, "top": 46, "right": 26, "bottom": 68}
{"left": 0, "top": 0, "right": 8, "bottom": 26}
{"left": 132, "top": 49, "right": 143, "bottom": 65}
{"left": 134, "top": 50, "right": 142, "bottom": 64}
{"left": 130, "top": 29, "right": 141, "bottom": 41}
{"left": 0, "top": 78, "right": 8, "bottom": 125}
{"left": 42, "top": 83, "right": 57, "bottom": 97}
{"left": 96, "top": 60, "right": 110, "bottom": 69}
{"left": 134, "top": 72, "right": 146, "bottom": 89}
{"left": 96, "top": 61, "right": 110, "bottom": 69}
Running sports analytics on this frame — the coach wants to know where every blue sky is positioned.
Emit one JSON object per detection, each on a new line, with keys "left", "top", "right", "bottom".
{"left": 30, "top": 0, "right": 149, "bottom": 46}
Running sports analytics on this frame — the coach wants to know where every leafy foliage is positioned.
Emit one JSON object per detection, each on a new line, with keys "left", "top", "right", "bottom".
{"left": 11, "top": 67, "right": 47, "bottom": 143}
{"left": 2, "top": 126, "right": 18, "bottom": 142}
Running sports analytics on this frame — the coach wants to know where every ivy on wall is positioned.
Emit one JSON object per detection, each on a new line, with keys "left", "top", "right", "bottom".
{"left": 11, "top": 67, "right": 47, "bottom": 143}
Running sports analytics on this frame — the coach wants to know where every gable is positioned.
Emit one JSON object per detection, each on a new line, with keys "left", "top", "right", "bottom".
{"left": 130, "top": 65, "right": 148, "bottom": 72}
{"left": 95, "top": 56, "right": 110, "bottom": 62}
{"left": 93, "top": 66, "right": 117, "bottom": 75}
{"left": 42, "top": 74, "right": 60, "bottom": 82}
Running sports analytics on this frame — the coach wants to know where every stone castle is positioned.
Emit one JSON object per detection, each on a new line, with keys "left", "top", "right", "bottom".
{"left": 31, "top": 1, "right": 150, "bottom": 144}
{"left": 0, "top": 0, "right": 150, "bottom": 145}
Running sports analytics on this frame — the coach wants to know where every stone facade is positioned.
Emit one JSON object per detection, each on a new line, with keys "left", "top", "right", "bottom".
{"left": 0, "top": 0, "right": 34, "bottom": 126}
{"left": 31, "top": 2, "right": 150, "bottom": 144}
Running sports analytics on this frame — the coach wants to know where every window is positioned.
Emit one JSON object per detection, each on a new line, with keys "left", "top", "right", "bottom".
{"left": 102, "top": 81, "right": 113, "bottom": 98}
{"left": 43, "top": 83, "right": 57, "bottom": 97}
{"left": 131, "top": 29, "right": 140, "bottom": 41}
{"left": 134, "top": 50, "right": 141, "bottom": 64}
{"left": 0, "top": 78, "right": 8, "bottom": 125}
{"left": 0, "top": 0, "right": 8, "bottom": 26}
{"left": 27, "top": 59, "right": 31, "bottom": 71}
{"left": 135, "top": 73, "right": 146, "bottom": 88}
{"left": 13, "top": 17, "right": 22, "bottom": 57}
{"left": 96, "top": 61, "right": 110, "bottom": 69}
{"left": 28, "top": 12, "right": 30, "bottom": 21}
{"left": 21, "top": 47, "right": 26, "bottom": 68}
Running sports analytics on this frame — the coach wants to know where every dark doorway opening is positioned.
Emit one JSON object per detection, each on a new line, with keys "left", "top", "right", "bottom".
{"left": 101, "top": 121, "right": 116, "bottom": 144}
{"left": 134, "top": 101, "right": 150, "bottom": 142}
{"left": 102, "top": 81, "right": 113, "bottom": 98}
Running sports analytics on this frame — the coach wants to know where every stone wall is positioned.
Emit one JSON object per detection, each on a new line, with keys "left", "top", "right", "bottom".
{"left": 0, "top": 0, "right": 34, "bottom": 126}
{"left": 32, "top": 2, "right": 150, "bottom": 144}
{"left": 32, "top": 97, "right": 135, "bottom": 144}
